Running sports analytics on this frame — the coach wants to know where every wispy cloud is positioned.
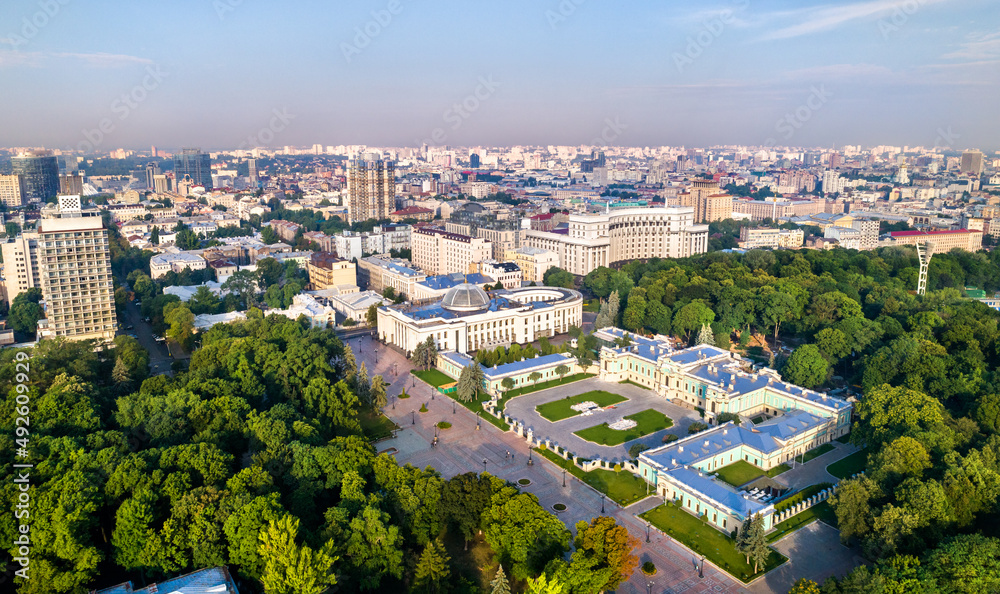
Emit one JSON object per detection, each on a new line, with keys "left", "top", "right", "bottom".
{"left": 942, "top": 30, "right": 1000, "bottom": 61}
{"left": 0, "top": 50, "right": 153, "bottom": 68}
{"left": 758, "top": 0, "right": 952, "bottom": 41}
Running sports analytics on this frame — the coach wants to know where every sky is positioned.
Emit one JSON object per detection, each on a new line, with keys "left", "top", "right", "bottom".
{"left": 0, "top": 0, "right": 997, "bottom": 152}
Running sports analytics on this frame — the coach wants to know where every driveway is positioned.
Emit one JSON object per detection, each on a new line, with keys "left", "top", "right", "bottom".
{"left": 502, "top": 377, "right": 702, "bottom": 462}
{"left": 773, "top": 441, "right": 862, "bottom": 490}
{"left": 748, "top": 521, "right": 864, "bottom": 593}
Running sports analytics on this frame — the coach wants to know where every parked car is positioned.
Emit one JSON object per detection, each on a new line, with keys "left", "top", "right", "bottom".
{"left": 126, "top": 325, "right": 134, "bottom": 330}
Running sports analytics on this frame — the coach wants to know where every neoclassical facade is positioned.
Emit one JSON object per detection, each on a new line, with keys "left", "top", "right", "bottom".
{"left": 594, "top": 327, "right": 853, "bottom": 535}
{"left": 377, "top": 283, "right": 583, "bottom": 355}
{"left": 523, "top": 207, "right": 709, "bottom": 276}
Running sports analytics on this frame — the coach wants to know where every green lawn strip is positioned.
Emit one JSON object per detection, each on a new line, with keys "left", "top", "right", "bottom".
{"left": 535, "top": 390, "right": 628, "bottom": 422}
{"left": 411, "top": 368, "right": 455, "bottom": 387}
{"left": 767, "top": 501, "right": 837, "bottom": 543}
{"left": 410, "top": 371, "right": 510, "bottom": 431}
{"left": 573, "top": 409, "right": 673, "bottom": 446}
{"left": 714, "top": 460, "right": 765, "bottom": 487}
{"left": 360, "top": 411, "right": 398, "bottom": 441}
{"left": 503, "top": 373, "right": 595, "bottom": 399}
{"left": 835, "top": 434, "right": 852, "bottom": 444}
{"left": 827, "top": 449, "right": 868, "bottom": 479}
{"left": 536, "top": 448, "right": 648, "bottom": 506}
{"left": 766, "top": 463, "right": 791, "bottom": 478}
{"left": 641, "top": 504, "right": 787, "bottom": 583}
{"left": 799, "top": 443, "right": 835, "bottom": 464}
{"left": 774, "top": 482, "right": 833, "bottom": 512}
{"left": 618, "top": 379, "right": 651, "bottom": 390}
{"left": 583, "top": 299, "right": 601, "bottom": 313}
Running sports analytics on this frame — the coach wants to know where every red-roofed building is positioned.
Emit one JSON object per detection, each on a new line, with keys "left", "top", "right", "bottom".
{"left": 389, "top": 206, "right": 434, "bottom": 222}
{"left": 889, "top": 228, "right": 982, "bottom": 252}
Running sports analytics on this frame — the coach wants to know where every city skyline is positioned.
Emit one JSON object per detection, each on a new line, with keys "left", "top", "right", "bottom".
{"left": 1, "top": 0, "right": 998, "bottom": 151}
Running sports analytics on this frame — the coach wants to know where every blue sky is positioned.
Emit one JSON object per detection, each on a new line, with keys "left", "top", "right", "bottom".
{"left": 1, "top": 0, "right": 997, "bottom": 151}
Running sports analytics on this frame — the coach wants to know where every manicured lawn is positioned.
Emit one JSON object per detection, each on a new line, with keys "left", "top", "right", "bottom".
{"left": 503, "top": 373, "right": 595, "bottom": 398}
{"left": 410, "top": 368, "right": 454, "bottom": 388}
{"left": 574, "top": 409, "right": 673, "bottom": 446}
{"left": 767, "top": 501, "right": 837, "bottom": 543}
{"left": 766, "top": 463, "right": 791, "bottom": 478}
{"left": 799, "top": 443, "right": 835, "bottom": 463}
{"left": 583, "top": 299, "right": 601, "bottom": 313}
{"left": 641, "top": 503, "right": 787, "bottom": 583}
{"left": 715, "top": 460, "right": 765, "bottom": 487}
{"left": 619, "top": 379, "right": 651, "bottom": 390}
{"left": 410, "top": 370, "right": 509, "bottom": 431}
{"left": 535, "top": 390, "right": 628, "bottom": 422}
{"left": 827, "top": 449, "right": 868, "bottom": 479}
{"left": 537, "top": 448, "right": 649, "bottom": 505}
{"left": 835, "top": 434, "right": 852, "bottom": 444}
{"left": 774, "top": 482, "right": 833, "bottom": 512}
{"left": 360, "top": 410, "right": 397, "bottom": 441}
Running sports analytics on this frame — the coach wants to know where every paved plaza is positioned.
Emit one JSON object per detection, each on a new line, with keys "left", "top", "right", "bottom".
{"left": 749, "top": 522, "right": 866, "bottom": 594}
{"left": 503, "top": 377, "right": 703, "bottom": 460}
{"left": 349, "top": 333, "right": 860, "bottom": 593}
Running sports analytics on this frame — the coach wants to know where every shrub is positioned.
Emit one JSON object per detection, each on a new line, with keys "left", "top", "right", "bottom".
{"left": 641, "top": 561, "right": 656, "bottom": 575}
{"left": 437, "top": 421, "right": 451, "bottom": 429}
{"left": 688, "top": 422, "right": 709, "bottom": 434}
{"left": 398, "top": 389, "right": 410, "bottom": 399}
{"left": 419, "top": 403, "right": 428, "bottom": 413}
{"left": 716, "top": 412, "right": 741, "bottom": 425}
{"left": 662, "top": 433, "right": 679, "bottom": 444}
{"left": 628, "top": 443, "right": 652, "bottom": 458}
{"left": 613, "top": 463, "right": 622, "bottom": 472}
{"left": 343, "top": 318, "right": 357, "bottom": 327}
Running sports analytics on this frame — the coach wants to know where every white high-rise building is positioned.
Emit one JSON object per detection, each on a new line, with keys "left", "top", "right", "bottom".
{"left": 34, "top": 196, "right": 117, "bottom": 340}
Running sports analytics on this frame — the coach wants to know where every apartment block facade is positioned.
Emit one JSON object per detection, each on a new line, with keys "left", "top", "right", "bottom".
{"left": 347, "top": 158, "right": 395, "bottom": 223}
{"left": 411, "top": 227, "right": 492, "bottom": 276}
{"left": 36, "top": 197, "right": 116, "bottom": 340}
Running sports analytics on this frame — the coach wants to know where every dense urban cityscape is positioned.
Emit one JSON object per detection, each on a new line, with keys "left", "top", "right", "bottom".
{"left": 2, "top": 1, "right": 1000, "bottom": 593}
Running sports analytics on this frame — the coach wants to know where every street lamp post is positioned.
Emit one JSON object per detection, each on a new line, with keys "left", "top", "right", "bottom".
{"left": 601, "top": 494, "right": 605, "bottom": 514}
{"left": 453, "top": 401, "right": 456, "bottom": 414}
{"left": 562, "top": 469, "right": 566, "bottom": 487}
{"left": 411, "top": 411, "right": 415, "bottom": 425}
{"left": 647, "top": 581, "right": 654, "bottom": 594}
{"left": 476, "top": 412, "right": 481, "bottom": 430}
{"left": 646, "top": 520, "right": 650, "bottom": 543}
{"left": 392, "top": 395, "right": 395, "bottom": 410}
{"left": 699, "top": 555, "right": 705, "bottom": 578}
{"left": 527, "top": 448, "right": 533, "bottom": 466}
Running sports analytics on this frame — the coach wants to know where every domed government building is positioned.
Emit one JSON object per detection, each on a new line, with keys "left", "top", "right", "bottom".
{"left": 376, "top": 283, "right": 583, "bottom": 355}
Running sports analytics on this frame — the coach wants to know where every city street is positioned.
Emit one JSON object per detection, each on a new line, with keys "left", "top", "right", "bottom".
{"left": 119, "top": 298, "right": 172, "bottom": 376}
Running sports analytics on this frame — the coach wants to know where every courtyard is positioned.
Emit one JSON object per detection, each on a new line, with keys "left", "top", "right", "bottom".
{"left": 503, "top": 376, "right": 702, "bottom": 460}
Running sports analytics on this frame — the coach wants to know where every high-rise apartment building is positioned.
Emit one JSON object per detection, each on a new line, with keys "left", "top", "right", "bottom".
{"left": 59, "top": 174, "right": 84, "bottom": 196}
{"left": 962, "top": 150, "right": 985, "bottom": 176}
{"left": 411, "top": 228, "right": 492, "bottom": 276}
{"left": 174, "top": 148, "right": 213, "bottom": 190}
{"left": 35, "top": 196, "right": 116, "bottom": 340}
{"left": 680, "top": 179, "right": 732, "bottom": 222}
{"left": 1, "top": 232, "right": 40, "bottom": 304}
{"left": 248, "top": 159, "right": 258, "bottom": 184}
{"left": 145, "top": 163, "right": 161, "bottom": 188}
{"left": 347, "top": 158, "right": 395, "bottom": 223}
{"left": 0, "top": 175, "right": 25, "bottom": 208}
{"left": 12, "top": 150, "right": 59, "bottom": 202}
